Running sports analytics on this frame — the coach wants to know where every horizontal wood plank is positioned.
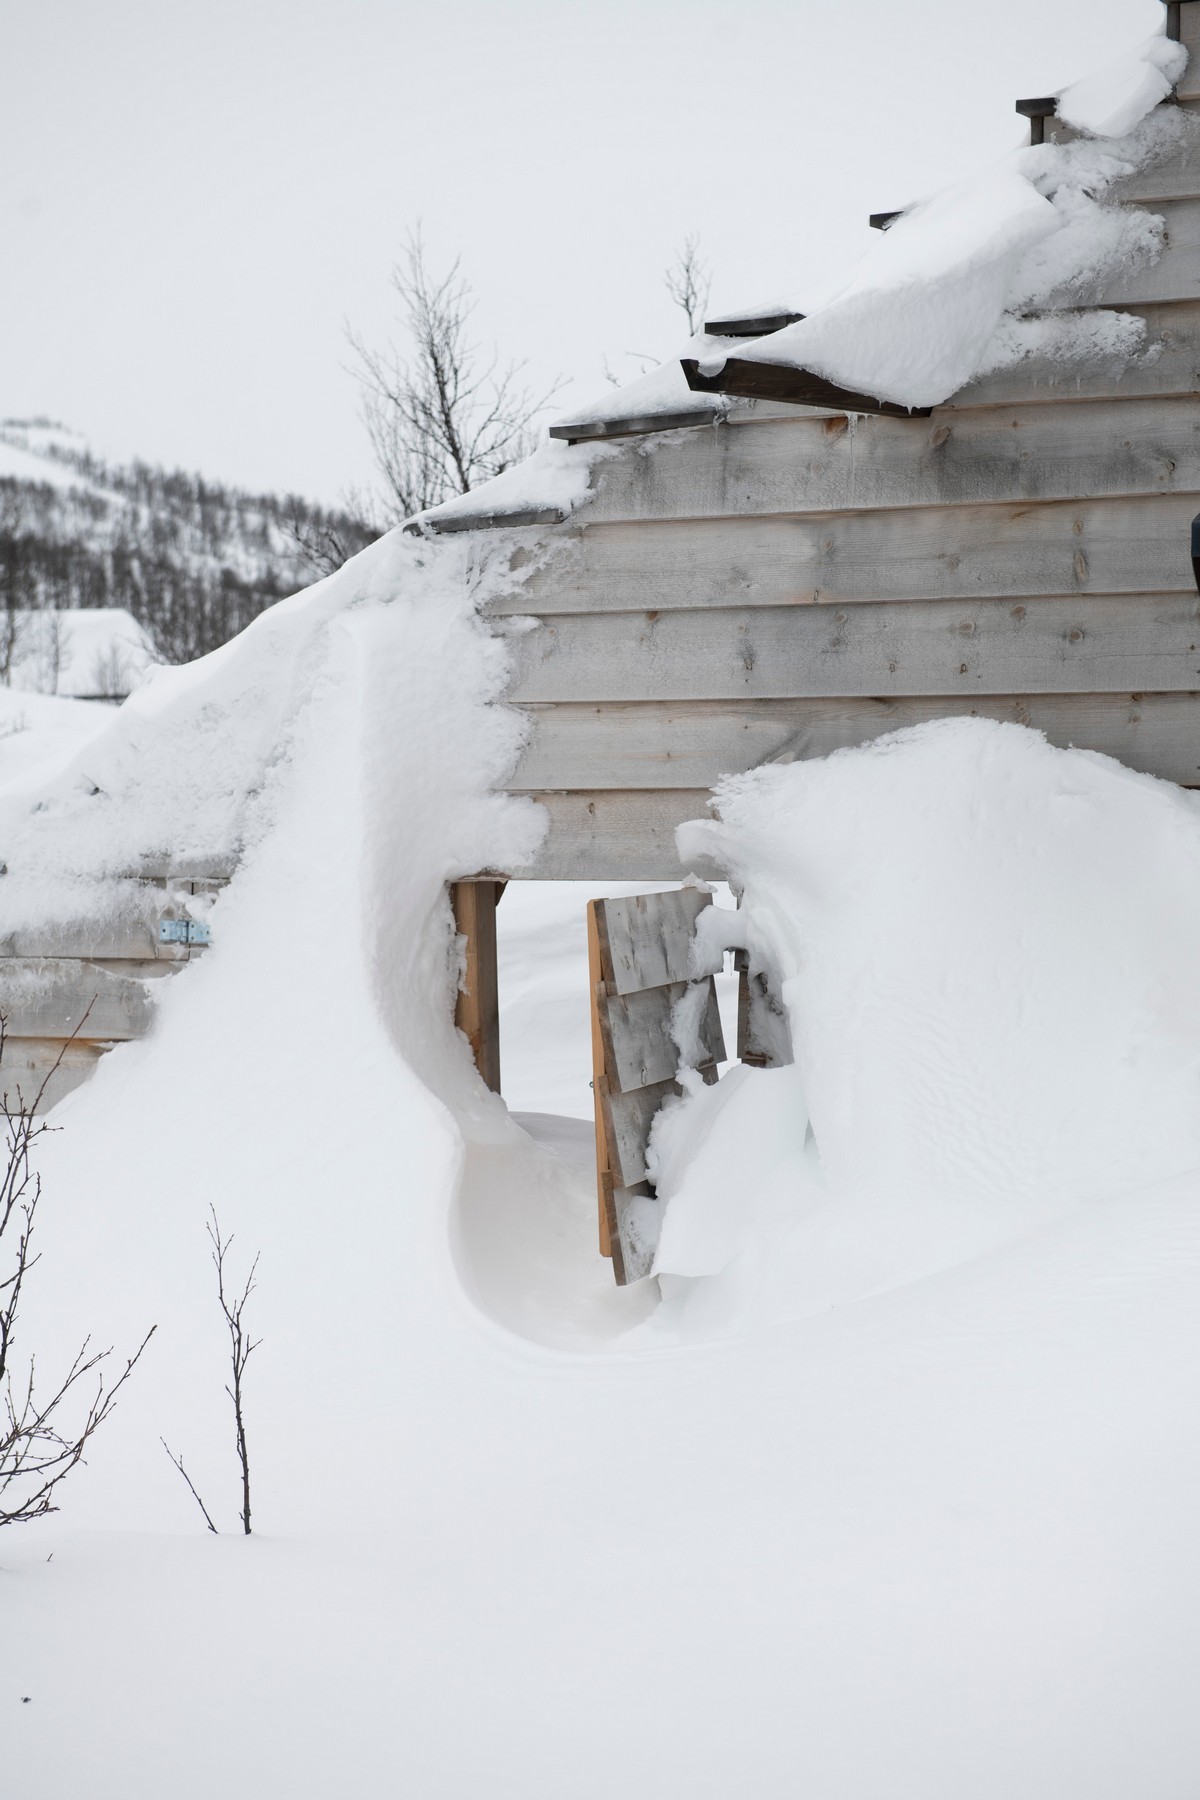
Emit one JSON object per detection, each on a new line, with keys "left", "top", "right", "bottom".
{"left": 495, "top": 496, "right": 1200, "bottom": 618}
{"left": 506, "top": 595, "right": 1200, "bottom": 704}
{"left": 508, "top": 791, "right": 718, "bottom": 879}
{"left": 506, "top": 693, "right": 1200, "bottom": 791}
{"left": 0, "top": 959, "right": 163, "bottom": 1041}
{"left": 578, "top": 394, "right": 1200, "bottom": 526}
{"left": 0, "top": 1037, "right": 106, "bottom": 1115}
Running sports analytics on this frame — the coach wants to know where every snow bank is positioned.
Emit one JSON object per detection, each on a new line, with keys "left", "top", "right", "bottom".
{"left": 0, "top": 689, "right": 113, "bottom": 790}
{"left": 698, "top": 96, "right": 1195, "bottom": 410}
{"left": 0, "top": 528, "right": 542, "bottom": 939}
{"left": 659, "top": 718, "right": 1200, "bottom": 1334}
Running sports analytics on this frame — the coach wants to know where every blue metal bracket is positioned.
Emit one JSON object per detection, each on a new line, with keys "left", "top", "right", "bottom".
{"left": 158, "top": 918, "right": 211, "bottom": 946}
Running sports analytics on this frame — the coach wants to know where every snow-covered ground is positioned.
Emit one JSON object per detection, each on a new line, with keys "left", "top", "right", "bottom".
{"left": 3, "top": 521, "right": 1200, "bottom": 1797}
{"left": 0, "top": 687, "right": 114, "bottom": 788}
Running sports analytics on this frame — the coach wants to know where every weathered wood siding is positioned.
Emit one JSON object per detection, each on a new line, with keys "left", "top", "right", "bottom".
{"left": 483, "top": 91, "right": 1200, "bottom": 878}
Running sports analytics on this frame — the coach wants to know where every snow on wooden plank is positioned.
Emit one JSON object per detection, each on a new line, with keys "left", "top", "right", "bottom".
{"left": 703, "top": 309, "right": 805, "bottom": 338}
{"left": 549, "top": 407, "right": 723, "bottom": 444}
{"left": 507, "top": 693, "right": 1200, "bottom": 793}
{"left": 0, "top": 958, "right": 162, "bottom": 1041}
{"left": 598, "top": 978, "right": 724, "bottom": 1094}
{"left": 506, "top": 595, "right": 1200, "bottom": 705}
{"left": 1090, "top": 197, "right": 1200, "bottom": 307}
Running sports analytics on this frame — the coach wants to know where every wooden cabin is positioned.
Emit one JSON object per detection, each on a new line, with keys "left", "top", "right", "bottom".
{"left": 441, "top": 2, "right": 1200, "bottom": 894}
{"left": 5, "top": 0, "right": 1200, "bottom": 1277}
{"left": 438, "top": 0, "right": 1200, "bottom": 1271}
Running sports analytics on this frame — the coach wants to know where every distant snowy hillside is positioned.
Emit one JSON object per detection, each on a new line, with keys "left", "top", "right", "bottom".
{"left": 0, "top": 419, "right": 376, "bottom": 664}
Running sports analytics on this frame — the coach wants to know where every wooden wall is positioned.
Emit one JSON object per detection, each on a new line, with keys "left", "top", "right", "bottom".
{"left": 478, "top": 58, "right": 1200, "bottom": 879}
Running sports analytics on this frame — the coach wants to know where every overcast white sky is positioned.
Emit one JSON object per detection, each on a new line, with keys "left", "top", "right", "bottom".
{"left": 1, "top": 0, "right": 1167, "bottom": 505}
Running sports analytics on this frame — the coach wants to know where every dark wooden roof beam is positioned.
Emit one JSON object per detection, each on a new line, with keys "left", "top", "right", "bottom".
{"left": 703, "top": 308, "right": 806, "bottom": 338}
{"left": 680, "top": 356, "right": 932, "bottom": 419}
{"left": 548, "top": 405, "right": 723, "bottom": 445}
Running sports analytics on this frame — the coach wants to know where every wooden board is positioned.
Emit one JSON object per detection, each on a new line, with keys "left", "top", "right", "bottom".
{"left": 600, "top": 1075, "right": 677, "bottom": 1189}
{"left": 682, "top": 355, "right": 932, "bottom": 419}
{"left": 587, "top": 901, "right": 613, "bottom": 1261}
{"left": 505, "top": 594, "right": 1200, "bottom": 705}
{"left": 0, "top": 958, "right": 163, "bottom": 1041}
{"left": 450, "top": 880, "right": 502, "bottom": 1093}
{"left": 600, "top": 1172, "right": 658, "bottom": 1285}
{"left": 579, "top": 394, "right": 1200, "bottom": 527}
{"left": 507, "top": 693, "right": 1200, "bottom": 794}
{"left": 0, "top": 1037, "right": 105, "bottom": 1115}
{"left": 512, "top": 791, "right": 717, "bottom": 879}
{"left": 950, "top": 300, "right": 1200, "bottom": 409}
{"left": 592, "top": 887, "right": 712, "bottom": 993}
{"left": 490, "top": 496, "right": 1200, "bottom": 618}
{"left": 587, "top": 889, "right": 724, "bottom": 1280}
{"left": 1090, "top": 196, "right": 1200, "bottom": 308}
{"left": 598, "top": 979, "right": 724, "bottom": 1094}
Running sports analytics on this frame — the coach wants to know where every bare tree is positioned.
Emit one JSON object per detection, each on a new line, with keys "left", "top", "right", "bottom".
{"left": 280, "top": 494, "right": 376, "bottom": 583}
{"left": 348, "top": 229, "right": 563, "bottom": 525}
{"left": 0, "top": 1020, "right": 155, "bottom": 1528}
{"left": 665, "top": 233, "right": 712, "bottom": 336}
{"left": 206, "top": 1207, "right": 259, "bottom": 1536}
{"left": 0, "top": 488, "right": 27, "bottom": 687}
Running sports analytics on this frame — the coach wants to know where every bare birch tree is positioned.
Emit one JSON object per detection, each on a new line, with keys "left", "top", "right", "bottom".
{"left": 665, "top": 233, "right": 712, "bottom": 335}
{"left": 348, "top": 229, "right": 562, "bottom": 525}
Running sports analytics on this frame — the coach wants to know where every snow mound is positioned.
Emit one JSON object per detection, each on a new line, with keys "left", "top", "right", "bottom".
{"left": 663, "top": 719, "right": 1200, "bottom": 1334}
{"left": 0, "top": 528, "right": 543, "bottom": 937}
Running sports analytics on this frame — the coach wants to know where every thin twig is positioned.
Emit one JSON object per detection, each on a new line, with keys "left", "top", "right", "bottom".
{"left": 161, "top": 1437, "right": 219, "bottom": 1534}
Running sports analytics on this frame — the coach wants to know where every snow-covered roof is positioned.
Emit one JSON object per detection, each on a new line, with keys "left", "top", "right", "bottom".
{"left": 416, "top": 7, "right": 1197, "bottom": 529}
{"left": 5, "top": 608, "right": 159, "bottom": 699}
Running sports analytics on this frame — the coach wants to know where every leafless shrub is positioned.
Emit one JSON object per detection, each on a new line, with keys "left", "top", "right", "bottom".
{"left": 0, "top": 1018, "right": 155, "bottom": 1528}
{"left": 347, "top": 227, "right": 563, "bottom": 525}
{"left": 207, "top": 1206, "right": 260, "bottom": 1536}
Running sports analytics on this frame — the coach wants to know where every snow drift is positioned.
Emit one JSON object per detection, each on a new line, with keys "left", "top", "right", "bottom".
{"left": 655, "top": 719, "right": 1200, "bottom": 1336}
{"left": 7, "top": 549, "right": 1200, "bottom": 1793}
